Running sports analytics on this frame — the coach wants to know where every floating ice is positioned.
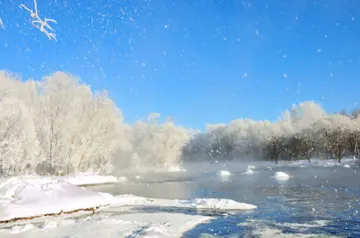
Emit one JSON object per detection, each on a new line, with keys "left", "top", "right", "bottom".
{"left": 244, "top": 168, "right": 254, "bottom": 175}
{"left": 217, "top": 170, "right": 231, "bottom": 176}
{"left": 273, "top": 171, "right": 290, "bottom": 180}
{"left": 187, "top": 198, "right": 257, "bottom": 210}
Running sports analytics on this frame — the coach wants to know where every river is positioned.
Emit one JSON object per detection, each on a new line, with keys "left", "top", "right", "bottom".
{"left": 88, "top": 159, "right": 360, "bottom": 237}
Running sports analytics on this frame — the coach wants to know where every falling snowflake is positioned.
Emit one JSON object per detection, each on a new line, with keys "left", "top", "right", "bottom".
{"left": 0, "top": 18, "right": 5, "bottom": 29}
{"left": 283, "top": 74, "right": 287, "bottom": 78}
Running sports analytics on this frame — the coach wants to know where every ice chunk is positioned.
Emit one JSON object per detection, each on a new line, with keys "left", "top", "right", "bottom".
{"left": 244, "top": 168, "right": 254, "bottom": 175}
{"left": 273, "top": 171, "right": 290, "bottom": 180}
{"left": 188, "top": 198, "right": 257, "bottom": 210}
{"left": 217, "top": 170, "right": 231, "bottom": 176}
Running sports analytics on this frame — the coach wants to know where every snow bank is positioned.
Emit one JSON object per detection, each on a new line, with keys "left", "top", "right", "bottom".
{"left": 63, "top": 174, "right": 126, "bottom": 186}
{"left": 0, "top": 177, "right": 257, "bottom": 223}
{"left": 0, "top": 177, "right": 118, "bottom": 222}
{"left": 167, "top": 165, "right": 186, "bottom": 172}
{"left": 0, "top": 212, "right": 212, "bottom": 238}
{"left": 113, "top": 196, "right": 257, "bottom": 211}
{"left": 273, "top": 171, "right": 290, "bottom": 180}
{"left": 217, "top": 170, "right": 231, "bottom": 176}
{"left": 186, "top": 198, "right": 257, "bottom": 210}
{"left": 282, "top": 157, "right": 359, "bottom": 168}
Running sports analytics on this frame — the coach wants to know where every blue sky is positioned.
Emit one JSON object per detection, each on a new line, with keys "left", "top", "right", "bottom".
{"left": 1, "top": 0, "right": 360, "bottom": 130}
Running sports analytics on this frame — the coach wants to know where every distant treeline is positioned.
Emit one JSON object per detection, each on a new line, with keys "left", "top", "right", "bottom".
{"left": 181, "top": 104, "right": 360, "bottom": 164}
{"left": 0, "top": 71, "right": 358, "bottom": 176}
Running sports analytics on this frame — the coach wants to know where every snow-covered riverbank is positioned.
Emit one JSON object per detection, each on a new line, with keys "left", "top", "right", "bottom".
{"left": 0, "top": 176, "right": 256, "bottom": 237}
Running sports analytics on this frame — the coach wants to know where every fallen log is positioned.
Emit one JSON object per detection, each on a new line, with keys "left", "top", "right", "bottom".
{"left": 0, "top": 205, "right": 103, "bottom": 224}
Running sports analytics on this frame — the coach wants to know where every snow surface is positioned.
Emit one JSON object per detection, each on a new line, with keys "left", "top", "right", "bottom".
{"left": 0, "top": 176, "right": 257, "bottom": 237}
{"left": 0, "top": 212, "right": 212, "bottom": 238}
{"left": 184, "top": 198, "right": 257, "bottom": 210}
{"left": 0, "top": 177, "right": 118, "bottom": 222}
{"left": 109, "top": 195, "right": 257, "bottom": 211}
{"left": 167, "top": 165, "right": 186, "bottom": 172}
{"left": 0, "top": 176, "right": 256, "bottom": 228}
{"left": 278, "top": 157, "right": 358, "bottom": 168}
{"left": 63, "top": 173, "right": 126, "bottom": 186}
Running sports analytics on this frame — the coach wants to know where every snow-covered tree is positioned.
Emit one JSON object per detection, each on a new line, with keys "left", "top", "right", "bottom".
{"left": 35, "top": 72, "right": 124, "bottom": 174}
{"left": 116, "top": 114, "right": 191, "bottom": 170}
{"left": 183, "top": 101, "right": 360, "bottom": 163}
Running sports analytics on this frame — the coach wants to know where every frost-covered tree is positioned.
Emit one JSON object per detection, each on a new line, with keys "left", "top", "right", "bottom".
{"left": 182, "top": 101, "right": 360, "bottom": 164}
{"left": 0, "top": 98, "right": 40, "bottom": 175}
{"left": 35, "top": 72, "right": 124, "bottom": 174}
{"left": 115, "top": 114, "right": 191, "bottom": 170}
{"left": 0, "top": 71, "right": 126, "bottom": 175}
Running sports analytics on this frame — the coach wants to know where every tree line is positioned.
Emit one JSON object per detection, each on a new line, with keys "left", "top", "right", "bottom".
{"left": 0, "top": 71, "right": 190, "bottom": 176}
{"left": 0, "top": 71, "right": 359, "bottom": 176}
{"left": 182, "top": 103, "right": 360, "bottom": 164}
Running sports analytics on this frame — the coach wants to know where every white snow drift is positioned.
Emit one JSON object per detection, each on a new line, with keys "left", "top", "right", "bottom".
{"left": 0, "top": 212, "right": 213, "bottom": 238}
{"left": 0, "top": 177, "right": 118, "bottom": 222}
{"left": 63, "top": 173, "right": 126, "bottom": 186}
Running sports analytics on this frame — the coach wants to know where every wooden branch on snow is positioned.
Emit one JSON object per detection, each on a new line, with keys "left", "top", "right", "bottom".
{"left": 0, "top": 205, "right": 102, "bottom": 224}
